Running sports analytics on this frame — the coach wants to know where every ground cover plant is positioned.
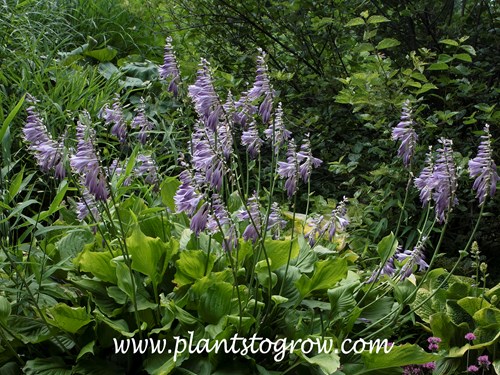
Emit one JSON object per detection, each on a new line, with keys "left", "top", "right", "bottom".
{"left": 0, "top": 0, "right": 499, "bottom": 374}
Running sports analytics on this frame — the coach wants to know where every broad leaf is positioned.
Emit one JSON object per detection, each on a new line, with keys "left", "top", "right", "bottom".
{"left": 47, "top": 303, "right": 92, "bottom": 333}
{"left": 296, "top": 258, "right": 348, "bottom": 297}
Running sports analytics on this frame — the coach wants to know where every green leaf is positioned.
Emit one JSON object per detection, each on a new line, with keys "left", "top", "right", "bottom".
{"left": 360, "top": 344, "right": 440, "bottom": 372}
{"left": 415, "top": 83, "right": 438, "bottom": 95}
{"left": 296, "top": 258, "right": 348, "bottom": 298}
{"left": 346, "top": 17, "right": 365, "bottom": 27}
{"left": 23, "top": 358, "right": 72, "bottom": 375}
{"left": 1, "top": 95, "right": 25, "bottom": 143}
{"left": 428, "top": 62, "right": 449, "bottom": 70}
{"left": 439, "top": 39, "right": 459, "bottom": 46}
{"left": 77, "top": 340, "right": 95, "bottom": 361}
{"left": 453, "top": 53, "right": 472, "bottom": 62}
{"left": 460, "top": 45, "right": 476, "bottom": 56}
{"left": 376, "top": 233, "right": 397, "bottom": 260}
{"left": 74, "top": 246, "right": 117, "bottom": 283}
{"left": 262, "top": 238, "right": 299, "bottom": 271}
{"left": 376, "top": 38, "right": 400, "bottom": 50}
{"left": 299, "top": 352, "right": 340, "bottom": 374}
{"left": 473, "top": 307, "right": 500, "bottom": 327}
{"left": 84, "top": 46, "right": 117, "bottom": 62}
{"left": 198, "top": 282, "right": 233, "bottom": 324}
{"left": 7, "top": 167, "right": 24, "bottom": 203}
{"left": 126, "top": 225, "right": 178, "bottom": 286}
{"left": 56, "top": 228, "right": 94, "bottom": 261}
{"left": 367, "top": 15, "right": 389, "bottom": 24}
{"left": 114, "top": 260, "right": 136, "bottom": 300}
{"left": 98, "top": 62, "right": 120, "bottom": 79}
{"left": 0, "top": 296, "right": 11, "bottom": 324}
{"left": 47, "top": 303, "right": 92, "bottom": 333}
{"left": 160, "top": 176, "right": 181, "bottom": 212}
{"left": 174, "top": 250, "right": 216, "bottom": 287}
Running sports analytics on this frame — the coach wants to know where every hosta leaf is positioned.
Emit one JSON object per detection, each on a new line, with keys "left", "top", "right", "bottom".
{"left": 296, "top": 258, "right": 348, "bottom": 297}
{"left": 262, "top": 238, "right": 299, "bottom": 271}
{"left": 174, "top": 250, "right": 216, "bottom": 287}
{"left": 23, "top": 358, "right": 72, "bottom": 375}
{"left": 198, "top": 282, "right": 233, "bottom": 324}
{"left": 47, "top": 303, "right": 92, "bottom": 333}
{"left": 126, "top": 225, "right": 178, "bottom": 286}
{"left": 360, "top": 344, "right": 440, "bottom": 371}
{"left": 74, "top": 245, "right": 116, "bottom": 283}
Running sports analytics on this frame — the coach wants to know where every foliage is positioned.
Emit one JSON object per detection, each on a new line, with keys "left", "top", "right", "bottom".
{"left": 0, "top": 0, "right": 499, "bottom": 374}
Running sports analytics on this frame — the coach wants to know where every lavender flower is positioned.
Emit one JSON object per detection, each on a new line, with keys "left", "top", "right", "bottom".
{"left": 108, "top": 159, "right": 131, "bottom": 186}
{"left": 297, "top": 134, "right": 322, "bottom": 183}
{"left": 191, "top": 202, "right": 209, "bottom": 236}
{"left": 206, "top": 195, "right": 238, "bottom": 252}
{"left": 277, "top": 139, "right": 299, "bottom": 198}
{"left": 131, "top": 100, "right": 154, "bottom": 145}
{"left": 264, "top": 103, "right": 291, "bottom": 154}
{"left": 432, "top": 138, "right": 458, "bottom": 223}
{"left": 235, "top": 49, "right": 273, "bottom": 125}
{"left": 469, "top": 124, "right": 499, "bottom": 205}
{"left": 326, "top": 197, "right": 349, "bottom": 241}
{"left": 392, "top": 100, "right": 418, "bottom": 167}
{"left": 395, "top": 239, "right": 429, "bottom": 279}
{"left": 174, "top": 170, "right": 202, "bottom": 216}
{"left": 266, "top": 202, "right": 286, "bottom": 239}
{"left": 238, "top": 193, "right": 261, "bottom": 243}
{"left": 23, "top": 95, "right": 66, "bottom": 179}
{"left": 366, "top": 257, "right": 396, "bottom": 283}
{"left": 304, "top": 215, "right": 325, "bottom": 247}
{"left": 70, "top": 112, "right": 109, "bottom": 201}
{"left": 414, "top": 147, "right": 435, "bottom": 206}
{"left": 76, "top": 186, "right": 101, "bottom": 222}
{"left": 135, "top": 154, "right": 158, "bottom": 185}
{"left": 101, "top": 95, "right": 127, "bottom": 143}
{"left": 159, "top": 36, "right": 180, "bottom": 97}
{"left": 188, "top": 59, "right": 221, "bottom": 129}
{"left": 415, "top": 139, "right": 458, "bottom": 223}
{"left": 241, "top": 121, "right": 263, "bottom": 159}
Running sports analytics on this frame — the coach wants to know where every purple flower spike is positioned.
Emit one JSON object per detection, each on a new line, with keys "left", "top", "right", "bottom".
{"left": 101, "top": 95, "right": 127, "bottom": 143}
{"left": 395, "top": 238, "right": 429, "bottom": 279}
{"left": 264, "top": 102, "right": 291, "bottom": 155}
{"left": 392, "top": 99, "right": 418, "bottom": 167}
{"left": 174, "top": 170, "right": 202, "bottom": 216}
{"left": 70, "top": 112, "right": 109, "bottom": 201}
{"left": 327, "top": 196, "right": 349, "bottom": 241}
{"left": 23, "top": 95, "right": 66, "bottom": 179}
{"left": 266, "top": 202, "right": 286, "bottom": 239}
{"left": 238, "top": 193, "right": 262, "bottom": 243}
{"left": 469, "top": 124, "right": 499, "bottom": 206}
{"left": 131, "top": 99, "right": 154, "bottom": 145}
{"left": 432, "top": 138, "right": 458, "bottom": 223}
{"left": 241, "top": 121, "right": 263, "bottom": 159}
{"left": 188, "top": 59, "right": 221, "bottom": 126}
{"left": 414, "top": 147, "right": 435, "bottom": 206}
{"left": 76, "top": 186, "right": 101, "bottom": 222}
{"left": 135, "top": 154, "right": 158, "bottom": 185}
{"left": 277, "top": 139, "right": 299, "bottom": 198}
{"left": 297, "top": 134, "right": 322, "bottom": 183}
{"left": 191, "top": 202, "right": 209, "bottom": 236}
{"left": 207, "top": 194, "right": 238, "bottom": 252}
{"left": 159, "top": 36, "right": 180, "bottom": 97}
